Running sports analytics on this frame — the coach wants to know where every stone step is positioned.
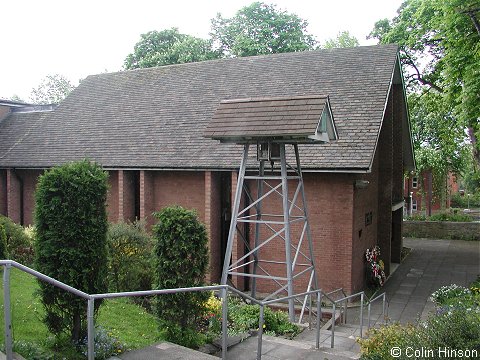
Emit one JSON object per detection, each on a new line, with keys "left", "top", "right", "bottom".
{"left": 0, "top": 351, "right": 26, "bottom": 360}
{"left": 109, "top": 342, "right": 218, "bottom": 360}
{"left": 226, "top": 334, "right": 360, "bottom": 360}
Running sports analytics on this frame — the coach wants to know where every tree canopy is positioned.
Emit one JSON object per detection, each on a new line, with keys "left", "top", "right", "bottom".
{"left": 124, "top": 2, "right": 318, "bottom": 69}
{"left": 210, "top": 2, "right": 317, "bottom": 57}
{"left": 29, "top": 74, "right": 76, "bottom": 104}
{"left": 370, "top": 0, "right": 480, "bottom": 171}
{"left": 323, "top": 31, "right": 359, "bottom": 49}
{"left": 124, "top": 28, "right": 221, "bottom": 69}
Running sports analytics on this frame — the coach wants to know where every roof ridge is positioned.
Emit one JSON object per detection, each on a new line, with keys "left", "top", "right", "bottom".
{"left": 86, "top": 44, "right": 399, "bottom": 79}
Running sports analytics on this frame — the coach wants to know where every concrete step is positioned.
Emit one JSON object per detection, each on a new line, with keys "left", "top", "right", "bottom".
{"left": 0, "top": 352, "right": 26, "bottom": 360}
{"left": 109, "top": 342, "right": 218, "bottom": 360}
{"left": 226, "top": 334, "right": 360, "bottom": 360}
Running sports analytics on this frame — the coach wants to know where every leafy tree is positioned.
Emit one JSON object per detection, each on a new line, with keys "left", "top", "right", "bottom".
{"left": 409, "top": 91, "right": 469, "bottom": 203}
{"left": 323, "top": 30, "right": 359, "bottom": 49}
{"left": 152, "top": 206, "right": 209, "bottom": 348}
{"left": 369, "top": 0, "right": 480, "bottom": 168}
{"left": 34, "top": 160, "right": 108, "bottom": 342}
{"left": 29, "top": 74, "right": 76, "bottom": 104}
{"left": 9, "top": 95, "right": 26, "bottom": 103}
{"left": 124, "top": 28, "right": 221, "bottom": 69}
{"left": 210, "top": 2, "right": 317, "bottom": 57}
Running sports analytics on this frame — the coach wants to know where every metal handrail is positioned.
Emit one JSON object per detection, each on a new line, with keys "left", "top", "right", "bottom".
{"left": 1, "top": 260, "right": 326, "bottom": 360}
{"left": 330, "top": 291, "right": 365, "bottom": 348}
{"left": 366, "top": 292, "right": 388, "bottom": 330}
{"left": 1, "top": 259, "right": 387, "bottom": 360}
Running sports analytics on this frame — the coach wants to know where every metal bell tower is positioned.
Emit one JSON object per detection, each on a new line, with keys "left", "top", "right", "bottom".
{"left": 204, "top": 95, "right": 338, "bottom": 321}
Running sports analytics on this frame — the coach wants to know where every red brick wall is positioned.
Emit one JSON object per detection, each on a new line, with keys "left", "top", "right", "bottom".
{"left": 151, "top": 171, "right": 206, "bottom": 221}
{"left": 0, "top": 169, "right": 43, "bottom": 225}
{"left": 233, "top": 172, "right": 355, "bottom": 294}
{"left": 352, "top": 163, "right": 379, "bottom": 293}
{"left": 391, "top": 84, "right": 404, "bottom": 262}
{"left": 118, "top": 170, "right": 137, "bottom": 222}
{"left": 107, "top": 171, "right": 119, "bottom": 222}
{"left": 0, "top": 170, "right": 6, "bottom": 216}
{"left": 377, "top": 90, "right": 393, "bottom": 276}
{"left": 205, "top": 171, "right": 222, "bottom": 283}
{"left": 140, "top": 170, "right": 154, "bottom": 227}
{"left": 15, "top": 170, "right": 43, "bottom": 225}
{"left": 306, "top": 173, "right": 355, "bottom": 293}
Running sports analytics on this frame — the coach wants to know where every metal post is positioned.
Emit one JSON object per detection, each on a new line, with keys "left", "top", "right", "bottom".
{"left": 331, "top": 302, "right": 335, "bottom": 348}
{"left": 251, "top": 160, "right": 265, "bottom": 299}
{"left": 308, "top": 294, "right": 312, "bottom": 330}
{"left": 257, "top": 305, "right": 265, "bottom": 360}
{"left": 280, "top": 145, "right": 295, "bottom": 320}
{"left": 343, "top": 300, "right": 347, "bottom": 324}
{"left": 294, "top": 145, "right": 319, "bottom": 290}
{"left": 221, "top": 144, "right": 249, "bottom": 286}
{"left": 3, "top": 264, "right": 13, "bottom": 360}
{"left": 87, "top": 298, "right": 95, "bottom": 360}
{"left": 221, "top": 288, "right": 228, "bottom": 360}
{"left": 382, "top": 294, "right": 387, "bottom": 323}
{"left": 367, "top": 302, "right": 371, "bottom": 330}
{"left": 316, "top": 292, "right": 321, "bottom": 349}
{"left": 359, "top": 292, "right": 364, "bottom": 338}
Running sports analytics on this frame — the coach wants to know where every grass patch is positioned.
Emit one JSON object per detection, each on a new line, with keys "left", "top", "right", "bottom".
{"left": 0, "top": 267, "right": 161, "bottom": 358}
{"left": 97, "top": 297, "right": 160, "bottom": 349}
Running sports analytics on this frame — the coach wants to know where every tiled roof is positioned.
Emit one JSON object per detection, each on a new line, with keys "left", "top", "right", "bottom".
{"left": 0, "top": 45, "right": 402, "bottom": 171}
{"left": 205, "top": 95, "right": 332, "bottom": 142}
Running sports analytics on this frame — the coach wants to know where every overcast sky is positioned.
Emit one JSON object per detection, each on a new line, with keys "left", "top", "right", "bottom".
{"left": 0, "top": 0, "right": 403, "bottom": 101}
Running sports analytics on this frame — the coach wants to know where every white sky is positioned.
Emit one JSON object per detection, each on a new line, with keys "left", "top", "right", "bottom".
{"left": 0, "top": 0, "right": 403, "bottom": 101}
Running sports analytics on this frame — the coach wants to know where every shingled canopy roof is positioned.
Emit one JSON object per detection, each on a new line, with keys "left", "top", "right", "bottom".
{"left": 0, "top": 44, "right": 414, "bottom": 172}
{"left": 205, "top": 95, "right": 338, "bottom": 143}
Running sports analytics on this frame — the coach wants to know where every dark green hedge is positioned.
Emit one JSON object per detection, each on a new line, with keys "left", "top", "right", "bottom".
{"left": 34, "top": 160, "right": 109, "bottom": 341}
{"left": 152, "top": 206, "right": 209, "bottom": 348}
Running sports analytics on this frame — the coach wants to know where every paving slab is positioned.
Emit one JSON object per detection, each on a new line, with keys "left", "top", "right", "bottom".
{"left": 226, "top": 335, "right": 359, "bottom": 360}
{"left": 109, "top": 238, "right": 478, "bottom": 360}
{"left": 110, "top": 342, "right": 218, "bottom": 360}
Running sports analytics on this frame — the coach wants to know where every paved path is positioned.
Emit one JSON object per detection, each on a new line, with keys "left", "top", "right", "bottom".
{"left": 384, "top": 238, "right": 479, "bottom": 324}
{"left": 112, "top": 238, "right": 479, "bottom": 360}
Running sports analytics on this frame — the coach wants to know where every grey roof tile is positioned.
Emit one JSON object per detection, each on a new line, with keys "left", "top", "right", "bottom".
{"left": 0, "top": 45, "right": 400, "bottom": 171}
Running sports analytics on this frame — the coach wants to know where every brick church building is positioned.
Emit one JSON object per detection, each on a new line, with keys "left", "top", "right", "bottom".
{"left": 0, "top": 45, "right": 414, "bottom": 294}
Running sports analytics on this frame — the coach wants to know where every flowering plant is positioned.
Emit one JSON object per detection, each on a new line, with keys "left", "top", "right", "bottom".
{"left": 430, "top": 284, "right": 471, "bottom": 305}
{"left": 365, "top": 246, "right": 386, "bottom": 288}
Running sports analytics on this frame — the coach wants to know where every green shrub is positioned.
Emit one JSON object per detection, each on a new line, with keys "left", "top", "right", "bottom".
{"left": 358, "top": 323, "right": 421, "bottom": 359}
{"left": 405, "top": 209, "right": 473, "bottom": 222}
{"left": 470, "top": 276, "right": 480, "bottom": 295}
{"left": 430, "top": 284, "right": 471, "bottom": 305}
{"left": 451, "top": 192, "right": 480, "bottom": 208}
{"left": 34, "top": 160, "right": 109, "bottom": 342}
{"left": 421, "top": 308, "right": 480, "bottom": 353}
{"left": 152, "top": 206, "right": 209, "bottom": 348}
{"left": 429, "top": 211, "right": 473, "bottom": 222}
{"left": 227, "top": 297, "right": 299, "bottom": 337}
{"left": 78, "top": 326, "right": 127, "bottom": 360}
{"left": 0, "top": 215, "right": 34, "bottom": 265}
{"left": 107, "top": 221, "right": 154, "bottom": 293}
{"left": 404, "top": 213, "right": 427, "bottom": 221}
{"left": 359, "top": 281, "right": 480, "bottom": 360}
{"left": 0, "top": 223, "right": 7, "bottom": 259}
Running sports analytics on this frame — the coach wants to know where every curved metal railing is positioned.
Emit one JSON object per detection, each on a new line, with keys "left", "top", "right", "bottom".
{"left": 1, "top": 260, "right": 387, "bottom": 360}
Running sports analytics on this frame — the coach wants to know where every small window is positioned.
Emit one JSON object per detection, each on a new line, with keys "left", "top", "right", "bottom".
{"left": 412, "top": 176, "right": 418, "bottom": 189}
{"left": 412, "top": 199, "right": 417, "bottom": 211}
{"left": 365, "top": 211, "right": 373, "bottom": 226}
